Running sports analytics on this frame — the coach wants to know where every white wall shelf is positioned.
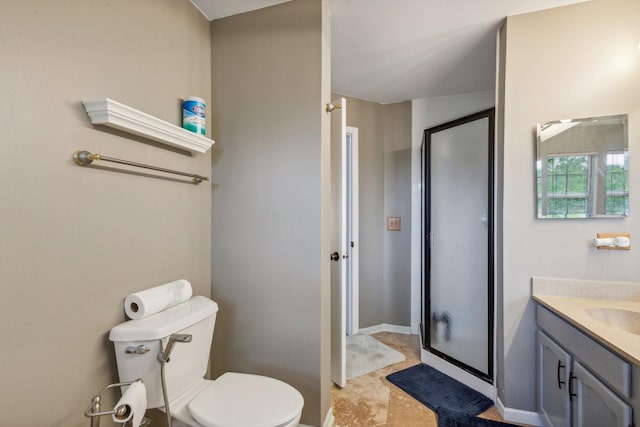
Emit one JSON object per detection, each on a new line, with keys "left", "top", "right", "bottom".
{"left": 82, "top": 98, "right": 214, "bottom": 154}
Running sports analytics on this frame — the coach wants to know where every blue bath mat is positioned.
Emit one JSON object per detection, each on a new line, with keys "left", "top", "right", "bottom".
{"left": 386, "top": 363, "right": 493, "bottom": 415}
{"left": 437, "top": 407, "right": 520, "bottom": 427}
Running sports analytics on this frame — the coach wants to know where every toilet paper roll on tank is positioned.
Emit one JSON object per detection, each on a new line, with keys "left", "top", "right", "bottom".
{"left": 124, "top": 279, "right": 192, "bottom": 320}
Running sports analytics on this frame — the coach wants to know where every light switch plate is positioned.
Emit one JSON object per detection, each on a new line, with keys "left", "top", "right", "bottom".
{"left": 387, "top": 217, "right": 401, "bottom": 231}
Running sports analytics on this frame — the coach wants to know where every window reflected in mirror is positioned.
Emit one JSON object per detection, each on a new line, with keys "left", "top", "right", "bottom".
{"left": 536, "top": 115, "right": 628, "bottom": 219}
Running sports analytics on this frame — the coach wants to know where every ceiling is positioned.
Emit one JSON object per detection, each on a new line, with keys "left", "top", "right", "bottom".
{"left": 191, "top": 0, "right": 587, "bottom": 104}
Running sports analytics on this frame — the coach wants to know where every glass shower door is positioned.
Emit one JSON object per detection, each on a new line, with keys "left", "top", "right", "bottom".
{"left": 423, "top": 109, "right": 494, "bottom": 381}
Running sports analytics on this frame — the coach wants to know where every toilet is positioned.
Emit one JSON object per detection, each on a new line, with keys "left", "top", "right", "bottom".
{"left": 109, "top": 296, "right": 304, "bottom": 427}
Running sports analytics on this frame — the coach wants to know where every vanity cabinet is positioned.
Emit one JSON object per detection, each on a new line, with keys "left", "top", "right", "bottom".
{"left": 537, "top": 306, "right": 633, "bottom": 427}
{"left": 572, "top": 361, "right": 631, "bottom": 427}
{"left": 538, "top": 331, "right": 572, "bottom": 427}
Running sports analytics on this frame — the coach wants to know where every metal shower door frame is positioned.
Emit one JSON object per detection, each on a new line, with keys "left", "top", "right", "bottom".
{"left": 421, "top": 108, "right": 495, "bottom": 383}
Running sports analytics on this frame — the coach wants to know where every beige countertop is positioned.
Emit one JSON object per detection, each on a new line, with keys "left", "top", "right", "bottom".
{"left": 532, "top": 277, "right": 640, "bottom": 365}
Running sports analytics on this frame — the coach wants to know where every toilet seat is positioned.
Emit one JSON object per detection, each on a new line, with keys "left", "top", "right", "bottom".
{"left": 188, "top": 372, "right": 304, "bottom": 427}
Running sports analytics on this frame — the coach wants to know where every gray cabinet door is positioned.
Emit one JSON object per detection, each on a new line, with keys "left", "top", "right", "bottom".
{"left": 572, "top": 361, "right": 632, "bottom": 427}
{"left": 538, "top": 331, "right": 572, "bottom": 427}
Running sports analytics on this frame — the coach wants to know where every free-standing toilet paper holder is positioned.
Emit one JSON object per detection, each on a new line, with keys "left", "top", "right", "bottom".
{"left": 84, "top": 379, "right": 150, "bottom": 427}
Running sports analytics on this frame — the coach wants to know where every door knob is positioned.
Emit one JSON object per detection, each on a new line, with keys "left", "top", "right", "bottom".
{"left": 330, "top": 252, "right": 340, "bottom": 261}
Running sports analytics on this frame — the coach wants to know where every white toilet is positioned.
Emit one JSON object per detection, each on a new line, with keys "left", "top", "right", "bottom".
{"left": 109, "top": 296, "right": 304, "bottom": 427}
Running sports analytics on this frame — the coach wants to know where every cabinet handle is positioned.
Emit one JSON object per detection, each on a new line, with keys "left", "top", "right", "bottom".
{"left": 568, "top": 371, "right": 577, "bottom": 402}
{"left": 556, "top": 360, "right": 565, "bottom": 389}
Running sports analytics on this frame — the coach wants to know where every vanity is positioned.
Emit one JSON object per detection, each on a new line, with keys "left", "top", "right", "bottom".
{"left": 533, "top": 277, "right": 640, "bottom": 427}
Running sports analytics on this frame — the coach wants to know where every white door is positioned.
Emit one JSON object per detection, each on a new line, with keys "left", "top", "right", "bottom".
{"left": 330, "top": 97, "right": 347, "bottom": 387}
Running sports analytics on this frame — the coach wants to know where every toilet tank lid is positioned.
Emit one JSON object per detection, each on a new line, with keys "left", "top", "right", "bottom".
{"left": 109, "top": 296, "right": 218, "bottom": 342}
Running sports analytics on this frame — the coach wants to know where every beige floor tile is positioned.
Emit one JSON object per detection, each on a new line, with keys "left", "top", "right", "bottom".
{"left": 331, "top": 332, "right": 529, "bottom": 427}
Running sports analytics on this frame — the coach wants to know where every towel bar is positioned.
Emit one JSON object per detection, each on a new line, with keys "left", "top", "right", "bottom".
{"left": 73, "top": 150, "right": 210, "bottom": 184}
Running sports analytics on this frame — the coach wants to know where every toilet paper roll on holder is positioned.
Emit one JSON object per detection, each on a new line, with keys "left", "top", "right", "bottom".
{"left": 84, "top": 379, "right": 149, "bottom": 427}
{"left": 593, "top": 233, "right": 631, "bottom": 250}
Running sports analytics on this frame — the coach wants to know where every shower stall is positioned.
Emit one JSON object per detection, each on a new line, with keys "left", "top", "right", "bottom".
{"left": 422, "top": 108, "right": 494, "bottom": 382}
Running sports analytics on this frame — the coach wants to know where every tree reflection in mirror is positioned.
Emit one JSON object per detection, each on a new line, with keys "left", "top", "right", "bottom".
{"left": 536, "top": 114, "right": 628, "bottom": 219}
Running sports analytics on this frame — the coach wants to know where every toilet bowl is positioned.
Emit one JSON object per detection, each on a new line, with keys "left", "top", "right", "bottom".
{"left": 109, "top": 296, "right": 304, "bottom": 427}
{"left": 170, "top": 374, "right": 303, "bottom": 427}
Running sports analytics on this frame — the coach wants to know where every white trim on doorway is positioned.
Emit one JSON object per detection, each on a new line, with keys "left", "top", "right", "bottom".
{"left": 410, "top": 141, "right": 422, "bottom": 336}
{"left": 345, "top": 126, "right": 360, "bottom": 335}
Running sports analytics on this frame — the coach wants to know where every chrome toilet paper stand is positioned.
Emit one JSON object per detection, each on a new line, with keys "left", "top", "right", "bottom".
{"left": 84, "top": 379, "right": 150, "bottom": 427}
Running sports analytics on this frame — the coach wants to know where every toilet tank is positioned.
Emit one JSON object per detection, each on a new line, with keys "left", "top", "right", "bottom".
{"left": 109, "top": 296, "right": 218, "bottom": 408}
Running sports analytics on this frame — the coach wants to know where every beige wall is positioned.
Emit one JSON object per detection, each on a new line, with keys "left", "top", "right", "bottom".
{"left": 382, "top": 102, "right": 412, "bottom": 326}
{"left": 502, "top": 0, "right": 640, "bottom": 411}
{"left": 210, "top": 1, "right": 330, "bottom": 425}
{"left": 0, "top": 1, "right": 212, "bottom": 426}
{"left": 320, "top": 0, "right": 333, "bottom": 419}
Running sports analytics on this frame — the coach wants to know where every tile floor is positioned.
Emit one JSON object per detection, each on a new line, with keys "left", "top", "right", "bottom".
{"left": 331, "top": 332, "right": 528, "bottom": 427}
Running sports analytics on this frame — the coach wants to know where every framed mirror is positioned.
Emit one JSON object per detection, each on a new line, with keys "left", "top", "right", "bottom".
{"left": 536, "top": 114, "right": 628, "bottom": 219}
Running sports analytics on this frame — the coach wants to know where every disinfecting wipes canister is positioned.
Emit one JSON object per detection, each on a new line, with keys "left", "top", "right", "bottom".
{"left": 182, "top": 96, "right": 206, "bottom": 135}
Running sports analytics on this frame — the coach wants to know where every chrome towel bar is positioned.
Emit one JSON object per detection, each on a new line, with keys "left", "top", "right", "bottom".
{"left": 73, "top": 150, "right": 210, "bottom": 184}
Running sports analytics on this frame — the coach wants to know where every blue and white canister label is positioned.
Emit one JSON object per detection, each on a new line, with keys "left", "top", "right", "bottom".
{"left": 183, "top": 96, "right": 206, "bottom": 135}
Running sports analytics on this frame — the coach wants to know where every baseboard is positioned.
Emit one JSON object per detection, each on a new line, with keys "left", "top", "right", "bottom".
{"left": 495, "top": 396, "right": 543, "bottom": 426}
{"left": 321, "top": 407, "right": 335, "bottom": 427}
{"left": 357, "top": 323, "right": 412, "bottom": 335}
